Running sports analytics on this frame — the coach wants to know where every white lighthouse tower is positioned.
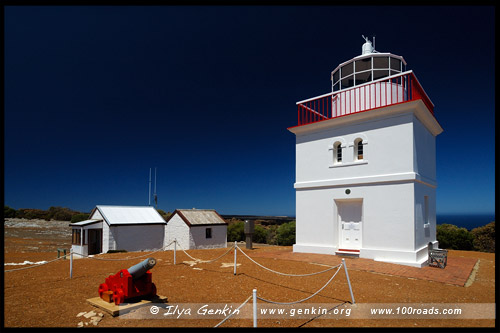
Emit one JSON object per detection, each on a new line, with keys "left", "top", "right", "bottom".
{"left": 288, "top": 37, "right": 443, "bottom": 267}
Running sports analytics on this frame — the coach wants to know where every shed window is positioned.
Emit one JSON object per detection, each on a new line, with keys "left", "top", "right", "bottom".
{"left": 72, "top": 229, "right": 81, "bottom": 245}
{"left": 206, "top": 228, "right": 212, "bottom": 239}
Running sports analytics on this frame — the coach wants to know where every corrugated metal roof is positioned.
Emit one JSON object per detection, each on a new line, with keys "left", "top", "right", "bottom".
{"left": 96, "top": 206, "right": 166, "bottom": 225}
{"left": 174, "top": 209, "right": 227, "bottom": 226}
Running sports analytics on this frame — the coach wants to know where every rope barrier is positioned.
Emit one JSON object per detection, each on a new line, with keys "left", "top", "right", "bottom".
{"left": 4, "top": 254, "right": 68, "bottom": 272}
{"left": 6, "top": 239, "right": 356, "bottom": 327}
{"left": 5, "top": 240, "right": 178, "bottom": 271}
{"left": 72, "top": 240, "right": 177, "bottom": 261}
{"left": 175, "top": 241, "right": 234, "bottom": 264}
{"left": 256, "top": 264, "right": 343, "bottom": 305}
{"left": 213, "top": 295, "right": 252, "bottom": 328}
{"left": 236, "top": 245, "right": 341, "bottom": 277}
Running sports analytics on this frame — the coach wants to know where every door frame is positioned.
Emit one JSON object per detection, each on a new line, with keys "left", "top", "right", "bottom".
{"left": 335, "top": 198, "right": 363, "bottom": 250}
{"left": 87, "top": 228, "right": 103, "bottom": 255}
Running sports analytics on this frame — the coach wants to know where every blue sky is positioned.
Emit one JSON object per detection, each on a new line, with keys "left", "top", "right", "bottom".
{"left": 4, "top": 6, "right": 495, "bottom": 216}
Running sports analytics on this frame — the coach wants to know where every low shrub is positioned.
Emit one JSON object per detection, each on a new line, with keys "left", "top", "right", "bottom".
{"left": 227, "top": 221, "right": 245, "bottom": 242}
{"left": 71, "top": 213, "right": 90, "bottom": 223}
{"left": 436, "top": 224, "right": 474, "bottom": 250}
{"left": 4, "top": 206, "right": 16, "bottom": 218}
{"left": 275, "top": 221, "right": 296, "bottom": 246}
{"left": 252, "top": 225, "right": 268, "bottom": 244}
{"left": 471, "top": 222, "right": 495, "bottom": 253}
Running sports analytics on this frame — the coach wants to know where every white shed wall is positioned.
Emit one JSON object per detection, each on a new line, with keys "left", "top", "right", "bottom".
{"left": 109, "top": 225, "right": 165, "bottom": 252}
{"left": 164, "top": 214, "right": 191, "bottom": 250}
{"left": 190, "top": 225, "right": 227, "bottom": 249}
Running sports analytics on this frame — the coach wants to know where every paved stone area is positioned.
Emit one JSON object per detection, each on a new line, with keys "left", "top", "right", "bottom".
{"left": 249, "top": 249, "right": 478, "bottom": 287}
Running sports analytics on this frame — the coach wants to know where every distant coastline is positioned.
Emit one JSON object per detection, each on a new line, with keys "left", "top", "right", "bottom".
{"left": 437, "top": 213, "right": 495, "bottom": 231}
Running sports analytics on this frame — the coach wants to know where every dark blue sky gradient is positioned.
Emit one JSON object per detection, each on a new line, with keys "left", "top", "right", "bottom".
{"left": 4, "top": 6, "right": 495, "bottom": 216}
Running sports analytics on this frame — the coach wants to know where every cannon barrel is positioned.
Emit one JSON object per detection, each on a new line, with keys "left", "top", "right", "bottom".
{"left": 127, "top": 257, "right": 156, "bottom": 279}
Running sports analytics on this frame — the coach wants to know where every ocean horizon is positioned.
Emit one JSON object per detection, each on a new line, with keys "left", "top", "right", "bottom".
{"left": 437, "top": 213, "right": 495, "bottom": 231}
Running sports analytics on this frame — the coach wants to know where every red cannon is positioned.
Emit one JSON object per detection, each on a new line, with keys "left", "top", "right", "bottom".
{"left": 98, "top": 257, "right": 157, "bottom": 305}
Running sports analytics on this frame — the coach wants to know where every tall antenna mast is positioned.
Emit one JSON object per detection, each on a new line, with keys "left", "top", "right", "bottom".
{"left": 154, "top": 167, "right": 158, "bottom": 209}
{"left": 148, "top": 168, "right": 152, "bottom": 206}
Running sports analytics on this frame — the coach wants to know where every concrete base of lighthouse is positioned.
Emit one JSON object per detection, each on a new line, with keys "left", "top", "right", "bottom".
{"left": 293, "top": 240, "right": 439, "bottom": 268}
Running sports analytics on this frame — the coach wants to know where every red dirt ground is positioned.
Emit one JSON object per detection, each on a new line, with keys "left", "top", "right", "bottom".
{"left": 3, "top": 220, "right": 496, "bottom": 328}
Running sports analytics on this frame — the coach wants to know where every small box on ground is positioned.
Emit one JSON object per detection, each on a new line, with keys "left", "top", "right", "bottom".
{"left": 100, "top": 291, "right": 113, "bottom": 303}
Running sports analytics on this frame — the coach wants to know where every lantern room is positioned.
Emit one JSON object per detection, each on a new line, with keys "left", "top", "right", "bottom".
{"left": 331, "top": 37, "right": 407, "bottom": 92}
{"left": 291, "top": 36, "right": 434, "bottom": 128}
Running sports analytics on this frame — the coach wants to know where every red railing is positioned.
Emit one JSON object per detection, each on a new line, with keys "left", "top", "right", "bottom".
{"left": 295, "top": 71, "right": 434, "bottom": 127}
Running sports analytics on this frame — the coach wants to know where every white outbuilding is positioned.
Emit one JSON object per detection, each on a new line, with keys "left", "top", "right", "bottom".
{"left": 164, "top": 209, "right": 228, "bottom": 250}
{"left": 70, "top": 205, "right": 166, "bottom": 257}
{"left": 289, "top": 38, "right": 443, "bottom": 267}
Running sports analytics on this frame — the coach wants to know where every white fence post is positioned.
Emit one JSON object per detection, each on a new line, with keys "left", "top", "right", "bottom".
{"left": 233, "top": 241, "right": 237, "bottom": 275}
{"left": 70, "top": 248, "right": 73, "bottom": 279}
{"left": 342, "top": 258, "right": 355, "bottom": 304}
{"left": 253, "top": 288, "right": 257, "bottom": 328}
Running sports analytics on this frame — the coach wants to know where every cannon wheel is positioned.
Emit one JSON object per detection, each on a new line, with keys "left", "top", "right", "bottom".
{"left": 113, "top": 288, "right": 125, "bottom": 305}
{"left": 98, "top": 283, "right": 108, "bottom": 298}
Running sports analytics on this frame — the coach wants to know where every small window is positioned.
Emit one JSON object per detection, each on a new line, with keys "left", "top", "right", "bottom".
{"left": 356, "top": 139, "right": 363, "bottom": 160}
{"left": 206, "top": 228, "right": 212, "bottom": 239}
{"left": 335, "top": 142, "right": 342, "bottom": 163}
{"left": 82, "top": 229, "right": 86, "bottom": 245}
{"left": 72, "top": 229, "right": 81, "bottom": 245}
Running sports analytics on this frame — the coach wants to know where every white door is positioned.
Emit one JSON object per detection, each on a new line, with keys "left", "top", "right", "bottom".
{"left": 338, "top": 200, "right": 362, "bottom": 250}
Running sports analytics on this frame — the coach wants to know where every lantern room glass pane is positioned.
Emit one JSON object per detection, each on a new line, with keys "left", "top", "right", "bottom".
{"left": 390, "top": 57, "right": 402, "bottom": 71}
{"left": 333, "top": 82, "right": 340, "bottom": 91}
{"left": 341, "top": 75, "right": 354, "bottom": 89}
{"left": 373, "top": 56, "right": 389, "bottom": 69}
{"left": 341, "top": 62, "right": 353, "bottom": 77}
{"left": 355, "top": 71, "right": 371, "bottom": 85}
{"left": 333, "top": 70, "right": 340, "bottom": 84}
{"left": 373, "top": 70, "right": 389, "bottom": 80}
{"left": 355, "top": 58, "right": 371, "bottom": 72}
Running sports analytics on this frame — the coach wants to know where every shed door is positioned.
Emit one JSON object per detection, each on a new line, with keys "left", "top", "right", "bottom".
{"left": 88, "top": 229, "right": 102, "bottom": 255}
{"left": 338, "top": 200, "right": 362, "bottom": 250}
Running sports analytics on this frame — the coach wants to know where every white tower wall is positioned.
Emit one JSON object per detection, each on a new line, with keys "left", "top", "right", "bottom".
{"left": 291, "top": 99, "right": 442, "bottom": 267}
